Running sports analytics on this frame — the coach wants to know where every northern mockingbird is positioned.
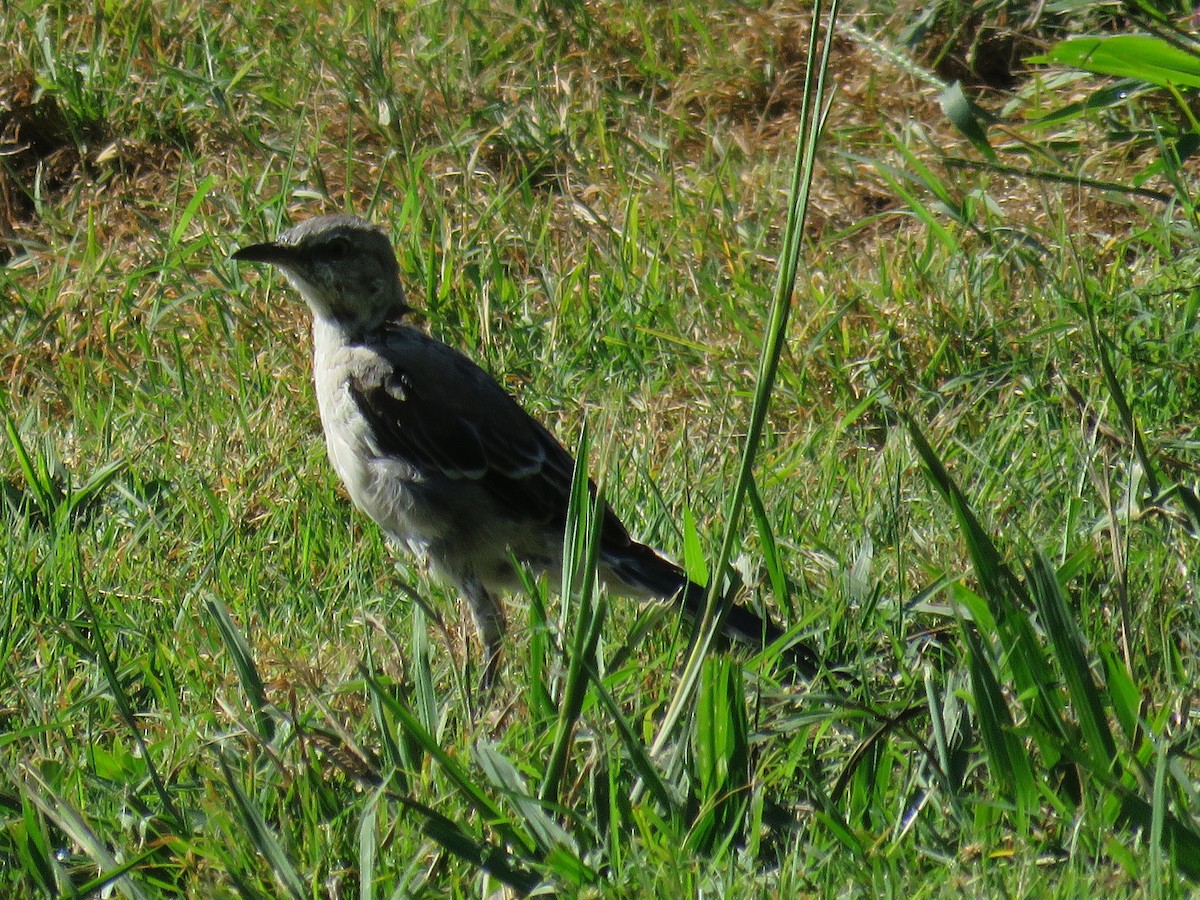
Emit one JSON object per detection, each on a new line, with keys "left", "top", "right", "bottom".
{"left": 233, "top": 214, "right": 817, "bottom": 684}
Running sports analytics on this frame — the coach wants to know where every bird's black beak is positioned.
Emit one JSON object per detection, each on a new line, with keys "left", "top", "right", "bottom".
{"left": 232, "top": 241, "right": 296, "bottom": 266}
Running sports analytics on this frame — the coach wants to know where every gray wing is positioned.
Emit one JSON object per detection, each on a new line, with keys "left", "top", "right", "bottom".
{"left": 348, "top": 330, "right": 633, "bottom": 546}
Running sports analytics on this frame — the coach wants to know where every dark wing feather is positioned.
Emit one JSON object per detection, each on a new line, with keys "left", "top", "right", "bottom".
{"left": 347, "top": 337, "right": 632, "bottom": 547}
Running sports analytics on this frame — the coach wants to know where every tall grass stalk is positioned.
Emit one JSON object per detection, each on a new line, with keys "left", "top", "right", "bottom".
{"left": 647, "top": 0, "right": 842, "bottom": 763}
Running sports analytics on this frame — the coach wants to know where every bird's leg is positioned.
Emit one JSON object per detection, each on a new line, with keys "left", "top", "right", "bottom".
{"left": 462, "top": 575, "right": 506, "bottom": 689}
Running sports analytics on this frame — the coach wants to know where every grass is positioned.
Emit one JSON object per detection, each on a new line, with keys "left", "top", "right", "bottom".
{"left": 3, "top": 0, "right": 1200, "bottom": 895}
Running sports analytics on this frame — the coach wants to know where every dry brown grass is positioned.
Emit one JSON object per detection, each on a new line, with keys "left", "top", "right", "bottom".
{"left": 0, "top": 1, "right": 1162, "bottom": 286}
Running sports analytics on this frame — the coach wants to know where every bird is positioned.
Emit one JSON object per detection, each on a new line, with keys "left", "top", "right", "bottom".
{"left": 232, "top": 214, "right": 817, "bottom": 685}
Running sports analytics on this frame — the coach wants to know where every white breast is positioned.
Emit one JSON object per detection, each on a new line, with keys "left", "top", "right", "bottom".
{"left": 310, "top": 322, "right": 436, "bottom": 549}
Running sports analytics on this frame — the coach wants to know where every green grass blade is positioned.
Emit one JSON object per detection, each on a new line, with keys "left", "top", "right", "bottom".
{"left": 206, "top": 597, "right": 275, "bottom": 743}
{"left": 1102, "top": 646, "right": 1140, "bottom": 743}
{"left": 13, "top": 792, "right": 59, "bottom": 894}
{"left": 476, "top": 741, "right": 583, "bottom": 863}
{"left": 962, "top": 629, "right": 1036, "bottom": 824}
{"left": 518, "top": 561, "right": 555, "bottom": 725}
{"left": 359, "top": 667, "right": 538, "bottom": 858}
{"left": 366, "top": 671, "right": 407, "bottom": 779}
{"left": 903, "top": 415, "right": 1070, "bottom": 749}
{"left": 20, "top": 766, "right": 151, "bottom": 900}
{"left": 1084, "top": 299, "right": 1161, "bottom": 498}
{"left": 217, "top": 752, "right": 308, "bottom": 900}
{"left": 541, "top": 425, "right": 607, "bottom": 806}
{"left": 1032, "top": 35, "right": 1200, "bottom": 89}
{"left": 395, "top": 795, "right": 542, "bottom": 893}
{"left": 1112, "top": 789, "right": 1200, "bottom": 880}
{"left": 1025, "top": 553, "right": 1117, "bottom": 768}
{"left": 168, "top": 173, "right": 217, "bottom": 251}
{"left": 70, "top": 560, "right": 184, "bottom": 829}
{"left": 649, "top": 0, "right": 841, "bottom": 763}
{"left": 4, "top": 418, "right": 62, "bottom": 522}
{"left": 688, "top": 657, "right": 750, "bottom": 853}
{"left": 359, "top": 786, "right": 382, "bottom": 900}
{"left": 745, "top": 475, "right": 791, "bottom": 619}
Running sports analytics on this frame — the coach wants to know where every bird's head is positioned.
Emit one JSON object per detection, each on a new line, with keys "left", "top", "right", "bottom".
{"left": 233, "top": 215, "right": 410, "bottom": 334}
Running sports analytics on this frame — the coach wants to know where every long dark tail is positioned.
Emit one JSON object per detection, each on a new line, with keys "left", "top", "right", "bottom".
{"left": 609, "top": 542, "right": 820, "bottom": 679}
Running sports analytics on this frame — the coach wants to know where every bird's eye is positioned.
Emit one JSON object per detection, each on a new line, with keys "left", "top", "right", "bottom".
{"left": 324, "top": 237, "right": 352, "bottom": 260}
